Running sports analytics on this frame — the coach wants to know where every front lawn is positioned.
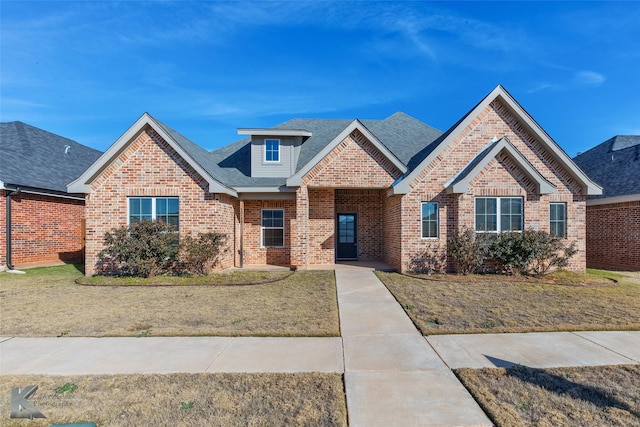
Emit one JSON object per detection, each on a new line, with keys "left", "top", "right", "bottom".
{"left": 0, "top": 265, "right": 340, "bottom": 337}
{"left": 456, "top": 364, "right": 640, "bottom": 426}
{"left": 377, "top": 270, "right": 640, "bottom": 334}
{"left": 0, "top": 373, "right": 347, "bottom": 426}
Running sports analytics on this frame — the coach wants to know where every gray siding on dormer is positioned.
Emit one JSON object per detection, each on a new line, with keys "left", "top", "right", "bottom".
{"left": 251, "top": 136, "right": 303, "bottom": 178}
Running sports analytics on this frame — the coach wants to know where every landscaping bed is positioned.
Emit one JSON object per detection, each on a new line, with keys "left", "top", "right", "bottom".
{"left": 0, "top": 373, "right": 347, "bottom": 426}
{"left": 0, "top": 265, "right": 340, "bottom": 337}
{"left": 456, "top": 364, "right": 640, "bottom": 426}
{"left": 377, "top": 270, "right": 640, "bottom": 334}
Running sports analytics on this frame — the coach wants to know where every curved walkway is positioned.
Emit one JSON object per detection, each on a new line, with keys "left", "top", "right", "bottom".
{"left": 2, "top": 265, "right": 639, "bottom": 426}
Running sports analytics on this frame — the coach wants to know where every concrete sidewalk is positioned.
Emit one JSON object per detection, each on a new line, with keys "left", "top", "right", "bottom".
{"left": 2, "top": 265, "right": 639, "bottom": 427}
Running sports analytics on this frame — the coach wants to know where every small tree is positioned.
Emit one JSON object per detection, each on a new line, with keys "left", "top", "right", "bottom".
{"left": 449, "top": 227, "right": 489, "bottom": 275}
{"left": 178, "top": 232, "right": 228, "bottom": 276}
{"left": 99, "top": 220, "right": 178, "bottom": 277}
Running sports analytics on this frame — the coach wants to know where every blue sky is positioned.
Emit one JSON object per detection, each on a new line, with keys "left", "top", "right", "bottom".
{"left": 1, "top": 1, "right": 639, "bottom": 156}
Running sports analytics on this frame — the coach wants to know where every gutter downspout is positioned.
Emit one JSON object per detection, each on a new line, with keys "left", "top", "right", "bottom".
{"left": 239, "top": 200, "right": 244, "bottom": 268}
{"left": 5, "top": 187, "right": 21, "bottom": 270}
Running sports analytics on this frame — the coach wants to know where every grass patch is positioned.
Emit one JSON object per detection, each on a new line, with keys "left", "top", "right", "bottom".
{"left": 377, "top": 270, "right": 640, "bottom": 334}
{"left": 0, "top": 373, "right": 347, "bottom": 426}
{"left": 0, "top": 265, "right": 339, "bottom": 337}
{"left": 456, "top": 364, "right": 640, "bottom": 426}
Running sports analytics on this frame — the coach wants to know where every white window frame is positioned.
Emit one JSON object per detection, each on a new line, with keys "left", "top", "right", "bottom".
{"left": 475, "top": 197, "right": 523, "bottom": 233}
{"left": 421, "top": 202, "right": 439, "bottom": 238}
{"left": 261, "top": 208, "right": 284, "bottom": 248}
{"left": 549, "top": 202, "right": 567, "bottom": 238}
{"left": 264, "top": 139, "right": 280, "bottom": 163}
{"left": 128, "top": 197, "right": 179, "bottom": 230}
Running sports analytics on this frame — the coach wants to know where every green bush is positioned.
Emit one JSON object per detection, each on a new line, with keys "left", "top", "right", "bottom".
{"left": 486, "top": 229, "right": 577, "bottom": 276}
{"left": 99, "top": 220, "right": 178, "bottom": 277}
{"left": 449, "top": 227, "right": 490, "bottom": 275}
{"left": 178, "top": 232, "right": 228, "bottom": 276}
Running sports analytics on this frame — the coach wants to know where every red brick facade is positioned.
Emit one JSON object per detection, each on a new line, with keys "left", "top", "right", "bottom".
{"left": 84, "top": 127, "right": 237, "bottom": 276}
{"left": 81, "top": 95, "right": 591, "bottom": 275}
{"left": 1, "top": 190, "right": 86, "bottom": 269}
{"left": 398, "top": 100, "right": 587, "bottom": 272}
{"left": 585, "top": 201, "right": 640, "bottom": 271}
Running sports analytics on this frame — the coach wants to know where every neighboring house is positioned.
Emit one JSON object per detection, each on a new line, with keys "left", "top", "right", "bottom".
{"left": 0, "top": 122, "right": 102, "bottom": 269}
{"left": 69, "top": 86, "right": 602, "bottom": 276}
{"left": 573, "top": 136, "right": 640, "bottom": 271}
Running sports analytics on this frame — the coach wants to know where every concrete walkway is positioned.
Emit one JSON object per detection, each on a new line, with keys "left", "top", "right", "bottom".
{"left": 2, "top": 265, "right": 640, "bottom": 426}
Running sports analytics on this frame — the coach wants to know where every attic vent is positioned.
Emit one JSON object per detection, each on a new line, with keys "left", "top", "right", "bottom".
{"left": 64, "top": 145, "right": 71, "bottom": 154}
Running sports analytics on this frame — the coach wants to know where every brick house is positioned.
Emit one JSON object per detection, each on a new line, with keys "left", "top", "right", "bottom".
{"left": 69, "top": 86, "right": 601, "bottom": 275}
{"left": 573, "top": 136, "right": 640, "bottom": 271}
{"left": 1, "top": 122, "right": 102, "bottom": 269}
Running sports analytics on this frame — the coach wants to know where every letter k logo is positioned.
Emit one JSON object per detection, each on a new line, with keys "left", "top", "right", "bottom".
{"left": 11, "top": 385, "right": 46, "bottom": 419}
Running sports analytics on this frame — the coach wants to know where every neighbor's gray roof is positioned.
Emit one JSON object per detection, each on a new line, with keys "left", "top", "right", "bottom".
{"left": 573, "top": 135, "right": 640, "bottom": 199}
{"left": 209, "top": 112, "right": 443, "bottom": 187}
{"left": 0, "top": 121, "right": 102, "bottom": 193}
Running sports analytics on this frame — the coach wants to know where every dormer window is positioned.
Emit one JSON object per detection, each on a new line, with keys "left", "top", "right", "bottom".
{"left": 265, "top": 139, "right": 280, "bottom": 162}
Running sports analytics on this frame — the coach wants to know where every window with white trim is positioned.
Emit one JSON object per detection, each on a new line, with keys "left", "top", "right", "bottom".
{"left": 264, "top": 139, "right": 280, "bottom": 162}
{"left": 549, "top": 202, "right": 566, "bottom": 238}
{"left": 129, "top": 197, "right": 179, "bottom": 229}
{"left": 261, "top": 209, "right": 284, "bottom": 247}
{"left": 475, "top": 197, "right": 523, "bottom": 232}
{"left": 421, "top": 202, "right": 439, "bottom": 238}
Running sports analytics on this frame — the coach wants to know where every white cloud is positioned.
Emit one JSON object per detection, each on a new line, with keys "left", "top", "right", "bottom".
{"left": 573, "top": 70, "right": 606, "bottom": 86}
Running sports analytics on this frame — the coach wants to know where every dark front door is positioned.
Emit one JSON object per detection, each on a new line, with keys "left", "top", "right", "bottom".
{"left": 336, "top": 213, "right": 358, "bottom": 260}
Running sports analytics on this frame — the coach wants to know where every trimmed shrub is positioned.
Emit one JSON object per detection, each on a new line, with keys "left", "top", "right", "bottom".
{"left": 99, "top": 220, "right": 178, "bottom": 277}
{"left": 178, "top": 232, "right": 228, "bottom": 276}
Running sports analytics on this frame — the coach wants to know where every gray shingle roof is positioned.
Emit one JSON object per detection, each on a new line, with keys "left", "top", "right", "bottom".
{"left": 573, "top": 135, "right": 640, "bottom": 199}
{"left": 0, "top": 121, "right": 102, "bottom": 193}
{"left": 208, "top": 112, "right": 443, "bottom": 187}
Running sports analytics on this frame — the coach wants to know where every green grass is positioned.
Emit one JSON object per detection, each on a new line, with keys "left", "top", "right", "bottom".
{"left": 377, "top": 270, "right": 640, "bottom": 334}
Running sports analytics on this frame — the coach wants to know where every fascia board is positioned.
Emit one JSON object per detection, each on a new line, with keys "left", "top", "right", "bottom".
{"left": 146, "top": 116, "right": 237, "bottom": 197}
{"left": 586, "top": 194, "right": 640, "bottom": 206}
{"left": 68, "top": 113, "right": 152, "bottom": 193}
{"left": 493, "top": 88, "right": 603, "bottom": 196}
{"left": 238, "top": 128, "right": 312, "bottom": 137}
{"left": 286, "top": 120, "right": 407, "bottom": 187}
{"left": 391, "top": 85, "right": 603, "bottom": 196}
{"left": 446, "top": 138, "right": 556, "bottom": 195}
{"left": 390, "top": 87, "right": 500, "bottom": 195}
{"left": 233, "top": 186, "right": 297, "bottom": 193}
{"left": 68, "top": 113, "right": 237, "bottom": 197}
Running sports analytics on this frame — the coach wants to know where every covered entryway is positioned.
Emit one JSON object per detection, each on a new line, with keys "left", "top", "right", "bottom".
{"left": 336, "top": 213, "right": 358, "bottom": 260}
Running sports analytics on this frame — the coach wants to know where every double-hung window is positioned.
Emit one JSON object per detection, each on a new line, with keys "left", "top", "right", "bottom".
{"left": 264, "top": 139, "right": 280, "bottom": 162}
{"left": 475, "top": 197, "right": 523, "bottom": 232}
{"left": 549, "top": 203, "right": 566, "bottom": 238}
{"left": 421, "top": 202, "right": 439, "bottom": 238}
{"left": 129, "top": 197, "right": 179, "bottom": 229}
{"left": 261, "top": 209, "right": 284, "bottom": 247}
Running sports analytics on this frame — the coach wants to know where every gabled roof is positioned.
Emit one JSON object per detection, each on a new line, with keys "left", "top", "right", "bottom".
{"left": 445, "top": 137, "right": 556, "bottom": 195}
{"left": 286, "top": 119, "right": 408, "bottom": 186}
{"left": 390, "top": 85, "right": 602, "bottom": 196}
{"left": 0, "top": 121, "right": 102, "bottom": 193}
{"left": 573, "top": 135, "right": 640, "bottom": 201}
{"left": 67, "top": 113, "right": 236, "bottom": 196}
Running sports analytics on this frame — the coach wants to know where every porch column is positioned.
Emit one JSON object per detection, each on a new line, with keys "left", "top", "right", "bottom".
{"left": 292, "top": 186, "right": 309, "bottom": 268}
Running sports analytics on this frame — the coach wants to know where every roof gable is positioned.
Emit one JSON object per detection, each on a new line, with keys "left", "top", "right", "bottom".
{"left": 0, "top": 121, "right": 102, "bottom": 193}
{"left": 67, "top": 113, "right": 236, "bottom": 196}
{"left": 390, "top": 85, "right": 602, "bottom": 196}
{"left": 286, "top": 119, "right": 407, "bottom": 187}
{"left": 446, "top": 137, "right": 556, "bottom": 195}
